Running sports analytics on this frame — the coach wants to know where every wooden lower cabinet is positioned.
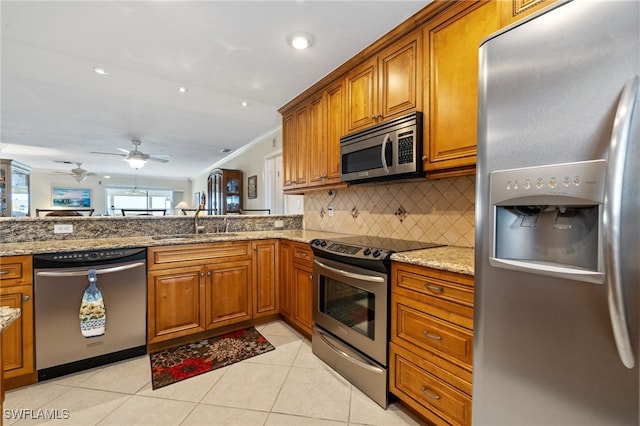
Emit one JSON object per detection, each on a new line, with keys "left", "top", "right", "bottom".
{"left": 390, "top": 262, "right": 474, "bottom": 426}
{"left": 147, "top": 241, "right": 266, "bottom": 345}
{"left": 148, "top": 265, "right": 206, "bottom": 343}
{"left": 252, "top": 240, "right": 279, "bottom": 319}
{"left": 205, "top": 259, "right": 252, "bottom": 329}
{"left": 0, "top": 255, "right": 36, "bottom": 390}
{"left": 292, "top": 261, "right": 313, "bottom": 334}
{"left": 279, "top": 241, "right": 314, "bottom": 336}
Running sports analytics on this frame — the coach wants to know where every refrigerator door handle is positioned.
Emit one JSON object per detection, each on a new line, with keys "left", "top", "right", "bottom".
{"left": 604, "top": 75, "right": 639, "bottom": 369}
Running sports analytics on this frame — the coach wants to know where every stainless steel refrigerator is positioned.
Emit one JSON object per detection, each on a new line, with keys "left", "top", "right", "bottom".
{"left": 474, "top": 0, "right": 640, "bottom": 424}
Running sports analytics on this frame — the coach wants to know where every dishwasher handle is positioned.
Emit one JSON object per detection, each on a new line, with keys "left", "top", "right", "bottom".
{"left": 35, "top": 262, "right": 145, "bottom": 277}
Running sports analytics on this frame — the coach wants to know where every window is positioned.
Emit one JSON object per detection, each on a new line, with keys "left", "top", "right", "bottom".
{"left": 105, "top": 186, "right": 175, "bottom": 216}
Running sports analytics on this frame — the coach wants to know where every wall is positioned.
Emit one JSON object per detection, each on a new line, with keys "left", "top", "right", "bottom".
{"left": 304, "top": 176, "right": 476, "bottom": 248}
{"left": 191, "top": 127, "right": 288, "bottom": 213}
{"left": 29, "top": 170, "right": 191, "bottom": 216}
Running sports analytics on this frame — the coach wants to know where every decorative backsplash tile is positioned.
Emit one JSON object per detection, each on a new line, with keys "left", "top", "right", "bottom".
{"left": 304, "top": 176, "right": 476, "bottom": 247}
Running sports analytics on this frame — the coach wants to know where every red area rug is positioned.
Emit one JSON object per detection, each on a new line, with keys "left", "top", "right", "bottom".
{"left": 150, "top": 327, "right": 275, "bottom": 389}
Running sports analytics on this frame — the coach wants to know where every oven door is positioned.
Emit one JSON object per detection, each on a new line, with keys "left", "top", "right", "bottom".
{"left": 312, "top": 256, "right": 388, "bottom": 365}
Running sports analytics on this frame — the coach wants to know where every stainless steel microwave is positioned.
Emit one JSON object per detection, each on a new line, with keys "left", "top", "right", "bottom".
{"left": 340, "top": 111, "right": 423, "bottom": 184}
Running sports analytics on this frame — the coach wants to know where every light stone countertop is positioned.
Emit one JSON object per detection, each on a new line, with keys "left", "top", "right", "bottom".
{"left": 0, "top": 306, "right": 21, "bottom": 332}
{"left": 391, "top": 245, "right": 475, "bottom": 276}
{"left": 0, "top": 229, "right": 347, "bottom": 256}
{"left": 0, "top": 230, "right": 475, "bottom": 276}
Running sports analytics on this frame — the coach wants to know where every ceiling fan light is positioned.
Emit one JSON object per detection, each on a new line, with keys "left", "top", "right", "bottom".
{"left": 127, "top": 158, "right": 147, "bottom": 169}
{"left": 72, "top": 174, "right": 87, "bottom": 182}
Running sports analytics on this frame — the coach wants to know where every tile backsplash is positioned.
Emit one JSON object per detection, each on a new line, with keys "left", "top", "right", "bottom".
{"left": 304, "top": 176, "right": 476, "bottom": 248}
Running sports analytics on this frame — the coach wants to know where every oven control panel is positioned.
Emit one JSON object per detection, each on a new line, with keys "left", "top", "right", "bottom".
{"left": 310, "top": 239, "right": 391, "bottom": 260}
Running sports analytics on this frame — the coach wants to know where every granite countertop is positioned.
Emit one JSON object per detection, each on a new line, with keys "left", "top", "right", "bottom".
{"left": 0, "top": 229, "right": 350, "bottom": 256}
{"left": 0, "top": 230, "right": 475, "bottom": 276}
{"left": 391, "top": 246, "right": 475, "bottom": 276}
{"left": 0, "top": 306, "right": 21, "bottom": 332}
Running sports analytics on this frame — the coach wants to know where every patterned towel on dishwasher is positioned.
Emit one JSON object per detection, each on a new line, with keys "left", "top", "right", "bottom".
{"left": 79, "top": 269, "right": 106, "bottom": 337}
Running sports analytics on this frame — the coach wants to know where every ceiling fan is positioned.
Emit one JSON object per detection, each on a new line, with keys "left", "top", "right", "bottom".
{"left": 92, "top": 139, "right": 170, "bottom": 169}
{"left": 54, "top": 162, "right": 95, "bottom": 182}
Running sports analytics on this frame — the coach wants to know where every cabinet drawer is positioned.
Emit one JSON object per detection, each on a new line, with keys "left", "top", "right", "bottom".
{"left": 390, "top": 344, "right": 471, "bottom": 426}
{"left": 292, "top": 243, "right": 312, "bottom": 265}
{"left": 0, "top": 255, "right": 32, "bottom": 286}
{"left": 148, "top": 241, "right": 251, "bottom": 269}
{"left": 394, "top": 263, "right": 473, "bottom": 307}
{"left": 393, "top": 294, "right": 472, "bottom": 368}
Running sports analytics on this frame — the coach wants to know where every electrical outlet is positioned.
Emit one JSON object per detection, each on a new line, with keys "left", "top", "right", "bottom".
{"left": 274, "top": 219, "right": 284, "bottom": 228}
{"left": 53, "top": 224, "right": 73, "bottom": 234}
{"left": 328, "top": 206, "right": 334, "bottom": 217}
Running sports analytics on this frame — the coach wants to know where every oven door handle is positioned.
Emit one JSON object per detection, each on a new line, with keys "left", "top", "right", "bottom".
{"left": 313, "top": 259, "right": 385, "bottom": 283}
{"left": 35, "top": 262, "right": 145, "bottom": 277}
{"left": 314, "top": 327, "right": 385, "bottom": 374}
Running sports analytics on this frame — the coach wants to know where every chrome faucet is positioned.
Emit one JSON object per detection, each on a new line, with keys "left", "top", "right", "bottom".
{"left": 194, "top": 204, "right": 205, "bottom": 235}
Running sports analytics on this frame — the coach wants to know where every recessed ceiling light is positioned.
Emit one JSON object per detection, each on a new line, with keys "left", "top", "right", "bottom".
{"left": 93, "top": 67, "right": 108, "bottom": 75}
{"left": 287, "top": 32, "right": 314, "bottom": 50}
{"left": 178, "top": 86, "right": 188, "bottom": 93}
{"left": 241, "top": 101, "right": 249, "bottom": 107}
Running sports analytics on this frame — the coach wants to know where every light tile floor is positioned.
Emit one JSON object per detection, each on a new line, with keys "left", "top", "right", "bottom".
{"left": 4, "top": 321, "right": 426, "bottom": 425}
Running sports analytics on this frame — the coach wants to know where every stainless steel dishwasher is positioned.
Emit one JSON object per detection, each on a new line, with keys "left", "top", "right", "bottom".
{"left": 34, "top": 247, "right": 147, "bottom": 380}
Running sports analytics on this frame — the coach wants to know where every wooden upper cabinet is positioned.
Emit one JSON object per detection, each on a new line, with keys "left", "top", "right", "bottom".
{"left": 282, "top": 78, "right": 344, "bottom": 192}
{"left": 282, "top": 112, "right": 296, "bottom": 190}
{"left": 308, "top": 92, "right": 326, "bottom": 187}
{"left": 500, "top": 0, "right": 558, "bottom": 27}
{"left": 423, "top": 0, "right": 500, "bottom": 176}
{"left": 308, "top": 80, "right": 343, "bottom": 188}
{"left": 325, "top": 82, "right": 344, "bottom": 182}
{"left": 345, "top": 57, "right": 378, "bottom": 131}
{"left": 294, "top": 104, "right": 309, "bottom": 186}
{"left": 346, "top": 28, "right": 422, "bottom": 132}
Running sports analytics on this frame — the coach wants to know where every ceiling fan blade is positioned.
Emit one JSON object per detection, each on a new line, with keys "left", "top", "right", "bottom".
{"left": 148, "top": 155, "right": 170, "bottom": 163}
{"left": 117, "top": 148, "right": 131, "bottom": 154}
{"left": 91, "top": 151, "right": 126, "bottom": 157}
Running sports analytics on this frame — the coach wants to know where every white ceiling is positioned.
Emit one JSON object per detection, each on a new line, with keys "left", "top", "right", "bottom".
{"left": 1, "top": 0, "right": 429, "bottom": 180}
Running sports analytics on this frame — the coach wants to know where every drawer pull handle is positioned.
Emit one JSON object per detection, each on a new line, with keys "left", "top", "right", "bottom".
{"left": 423, "top": 330, "right": 443, "bottom": 341}
{"left": 22, "top": 295, "right": 30, "bottom": 302}
{"left": 424, "top": 284, "right": 443, "bottom": 293}
{"left": 421, "top": 386, "right": 441, "bottom": 400}
{"left": 0, "top": 270, "right": 9, "bottom": 275}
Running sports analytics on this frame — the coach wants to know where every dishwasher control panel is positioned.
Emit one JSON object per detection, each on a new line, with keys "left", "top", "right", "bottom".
{"left": 34, "top": 247, "right": 146, "bottom": 268}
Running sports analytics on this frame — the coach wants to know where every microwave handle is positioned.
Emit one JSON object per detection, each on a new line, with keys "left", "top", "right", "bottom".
{"left": 380, "top": 133, "right": 391, "bottom": 175}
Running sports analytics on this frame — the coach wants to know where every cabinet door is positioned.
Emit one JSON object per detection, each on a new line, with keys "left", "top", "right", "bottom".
{"left": 292, "top": 262, "right": 313, "bottom": 334}
{"left": 500, "top": 0, "right": 557, "bottom": 27}
{"left": 379, "top": 29, "right": 422, "bottom": 120}
{"left": 252, "top": 240, "right": 279, "bottom": 318}
{"left": 345, "top": 57, "right": 378, "bottom": 132}
{"left": 294, "top": 104, "right": 309, "bottom": 186}
{"left": 205, "top": 260, "right": 252, "bottom": 329}
{"left": 147, "top": 266, "right": 205, "bottom": 344}
{"left": 0, "top": 285, "right": 34, "bottom": 380}
{"left": 282, "top": 111, "right": 296, "bottom": 189}
{"left": 424, "top": 0, "right": 500, "bottom": 174}
{"left": 308, "top": 93, "right": 327, "bottom": 187}
{"left": 279, "top": 242, "right": 293, "bottom": 319}
{"left": 325, "top": 81, "right": 344, "bottom": 182}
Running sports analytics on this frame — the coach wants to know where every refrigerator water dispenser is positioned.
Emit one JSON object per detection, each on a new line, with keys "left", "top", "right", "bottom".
{"left": 489, "top": 160, "right": 607, "bottom": 284}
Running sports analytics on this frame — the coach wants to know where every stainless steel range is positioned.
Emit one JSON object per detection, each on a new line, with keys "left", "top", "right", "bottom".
{"left": 310, "top": 236, "right": 442, "bottom": 408}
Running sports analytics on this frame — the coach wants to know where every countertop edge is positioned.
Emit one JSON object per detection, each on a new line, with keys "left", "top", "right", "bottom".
{"left": 0, "top": 307, "right": 21, "bottom": 333}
